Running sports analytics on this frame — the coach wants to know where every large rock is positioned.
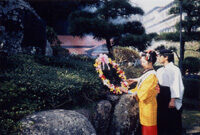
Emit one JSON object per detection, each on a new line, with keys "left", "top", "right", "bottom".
{"left": 0, "top": 0, "right": 46, "bottom": 54}
{"left": 106, "top": 93, "right": 120, "bottom": 105}
{"left": 110, "top": 94, "right": 139, "bottom": 135}
{"left": 75, "top": 108, "right": 92, "bottom": 122}
{"left": 92, "top": 100, "right": 112, "bottom": 135}
{"left": 20, "top": 109, "right": 96, "bottom": 135}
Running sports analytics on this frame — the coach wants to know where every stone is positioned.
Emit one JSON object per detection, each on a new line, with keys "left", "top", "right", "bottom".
{"left": 20, "top": 109, "right": 96, "bottom": 135}
{"left": 110, "top": 94, "right": 139, "bottom": 135}
{"left": 0, "top": 0, "right": 46, "bottom": 55}
{"left": 92, "top": 100, "right": 112, "bottom": 135}
{"left": 106, "top": 93, "right": 120, "bottom": 105}
{"left": 45, "top": 40, "right": 53, "bottom": 56}
{"left": 75, "top": 108, "right": 92, "bottom": 122}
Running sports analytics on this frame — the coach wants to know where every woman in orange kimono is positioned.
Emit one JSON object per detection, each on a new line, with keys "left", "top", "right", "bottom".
{"left": 122, "top": 50, "right": 159, "bottom": 135}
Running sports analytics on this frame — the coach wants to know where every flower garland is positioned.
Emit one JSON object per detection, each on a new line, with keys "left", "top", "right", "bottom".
{"left": 94, "top": 54, "right": 129, "bottom": 94}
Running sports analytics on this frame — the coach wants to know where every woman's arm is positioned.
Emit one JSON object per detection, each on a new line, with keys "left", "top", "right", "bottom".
{"left": 126, "top": 78, "right": 139, "bottom": 85}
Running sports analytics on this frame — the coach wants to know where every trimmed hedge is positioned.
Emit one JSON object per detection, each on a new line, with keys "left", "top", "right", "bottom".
{"left": 183, "top": 78, "right": 200, "bottom": 100}
{"left": 0, "top": 54, "right": 106, "bottom": 134}
{"left": 51, "top": 46, "right": 69, "bottom": 57}
{"left": 182, "top": 57, "right": 200, "bottom": 74}
{"left": 113, "top": 46, "right": 140, "bottom": 66}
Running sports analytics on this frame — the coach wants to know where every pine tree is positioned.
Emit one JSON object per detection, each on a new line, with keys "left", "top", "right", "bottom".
{"left": 68, "top": 0, "right": 154, "bottom": 56}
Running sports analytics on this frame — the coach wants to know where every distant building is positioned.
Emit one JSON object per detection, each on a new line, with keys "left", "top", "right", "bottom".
{"left": 142, "top": 1, "right": 182, "bottom": 34}
{"left": 86, "top": 44, "right": 109, "bottom": 57}
{"left": 57, "top": 35, "right": 107, "bottom": 56}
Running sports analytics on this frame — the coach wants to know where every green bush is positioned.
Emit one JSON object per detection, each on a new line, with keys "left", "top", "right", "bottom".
{"left": 0, "top": 54, "right": 106, "bottom": 134}
{"left": 122, "top": 66, "right": 143, "bottom": 79}
{"left": 112, "top": 46, "right": 143, "bottom": 88}
{"left": 183, "top": 78, "right": 200, "bottom": 100}
{"left": 113, "top": 46, "right": 140, "bottom": 66}
{"left": 46, "top": 26, "right": 61, "bottom": 46}
{"left": 182, "top": 57, "right": 200, "bottom": 74}
{"left": 52, "top": 46, "right": 70, "bottom": 57}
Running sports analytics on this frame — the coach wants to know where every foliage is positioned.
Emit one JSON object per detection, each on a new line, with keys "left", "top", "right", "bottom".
{"left": 122, "top": 66, "right": 143, "bottom": 79}
{"left": 113, "top": 46, "right": 140, "bottom": 65}
{"left": 182, "top": 57, "right": 200, "bottom": 74}
{"left": 68, "top": 0, "right": 151, "bottom": 53}
{"left": 121, "top": 66, "right": 143, "bottom": 89}
{"left": 27, "top": 0, "right": 98, "bottom": 26}
{"left": 183, "top": 78, "right": 200, "bottom": 100}
{"left": 0, "top": 54, "right": 106, "bottom": 134}
{"left": 114, "top": 33, "right": 157, "bottom": 51}
{"left": 112, "top": 46, "right": 143, "bottom": 89}
{"left": 46, "top": 26, "right": 61, "bottom": 46}
{"left": 156, "top": 0, "right": 200, "bottom": 69}
{"left": 51, "top": 46, "right": 69, "bottom": 57}
{"left": 155, "top": 32, "right": 200, "bottom": 42}
{"left": 169, "top": 0, "right": 200, "bottom": 33}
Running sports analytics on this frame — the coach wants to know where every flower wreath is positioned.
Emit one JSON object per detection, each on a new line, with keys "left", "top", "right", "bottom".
{"left": 94, "top": 54, "right": 129, "bottom": 94}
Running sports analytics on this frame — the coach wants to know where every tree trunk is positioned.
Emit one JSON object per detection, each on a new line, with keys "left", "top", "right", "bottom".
{"left": 179, "top": 0, "right": 184, "bottom": 75}
{"left": 106, "top": 38, "right": 113, "bottom": 58}
{"left": 179, "top": 40, "right": 185, "bottom": 75}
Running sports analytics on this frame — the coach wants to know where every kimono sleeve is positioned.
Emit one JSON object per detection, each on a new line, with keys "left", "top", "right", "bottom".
{"left": 137, "top": 74, "right": 158, "bottom": 101}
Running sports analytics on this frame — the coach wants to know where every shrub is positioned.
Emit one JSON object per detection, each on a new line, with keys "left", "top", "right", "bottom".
{"left": 52, "top": 46, "right": 70, "bottom": 57}
{"left": 183, "top": 78, "right": 200, "bottom": 100}
{"left": 120, "top": 66, "right": 143, "bottom": 89}
{"left": 182, "top": 57, "right": 200, "bottom": 74}
{"left": 112, "top": 46, "right": 143, "bottom": 89}
{"left": 0, "top": 54, "right": 106, "bottom": 134}
{"left": 46, "top": 26, "right": 61, "bottom": 46}
{"left": 113, "top": 46, "right": 140, "bottom": 66}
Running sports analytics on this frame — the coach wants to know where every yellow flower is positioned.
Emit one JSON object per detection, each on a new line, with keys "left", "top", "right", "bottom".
{"left": 109, "top": 58, "right": 112, "bottom": 63}
{"left": 99, "top": 70, "right": 103, "bottom": 74}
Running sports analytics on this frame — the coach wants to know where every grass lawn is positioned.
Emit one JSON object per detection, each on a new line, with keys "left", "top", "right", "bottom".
{"left": 182, "top": 109, "right": 200, "bottom": 134}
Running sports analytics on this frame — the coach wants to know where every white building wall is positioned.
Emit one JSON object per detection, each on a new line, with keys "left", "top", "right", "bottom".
{"left": 142, "top": 2, "right": 180, "bottom": 34}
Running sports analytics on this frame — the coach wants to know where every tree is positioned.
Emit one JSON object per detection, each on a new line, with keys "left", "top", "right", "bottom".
{"left": 169, "top": 0, "right": 200, "bottom": 33}
{"left": 113, "top": 32, "right": 157, "bottom": 51}
{"left": 27, "top": 0, "right": 99, "bottom": 33}
{"left": 156, "top": 0, "right": 200, "bottom": 73}
{"left": 68, "top": 0, "right": 153, "bottom": 56}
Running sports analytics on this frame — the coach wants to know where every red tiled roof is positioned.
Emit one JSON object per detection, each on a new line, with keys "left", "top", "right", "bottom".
{"left": 58, "top": 35, "right": 106, "bottom": 46}
{"left": 57, "top": 35, "right": 106, "bottom": 54}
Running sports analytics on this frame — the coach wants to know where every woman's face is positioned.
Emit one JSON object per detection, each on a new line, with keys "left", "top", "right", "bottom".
{"left": 140, "top": 56, "right": 148, "bottom": 69}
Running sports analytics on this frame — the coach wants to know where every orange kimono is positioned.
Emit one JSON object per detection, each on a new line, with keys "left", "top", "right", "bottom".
{"left": 130, "top": 70, "right": 158, "bottom": 135}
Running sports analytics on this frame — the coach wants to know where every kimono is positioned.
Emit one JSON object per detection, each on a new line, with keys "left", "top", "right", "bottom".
{"left": 130, "top": 70, "right": 158, "bottom": 135}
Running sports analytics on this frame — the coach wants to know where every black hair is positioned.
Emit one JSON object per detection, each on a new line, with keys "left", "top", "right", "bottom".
{"left": 148, "top": 51, "right": 157, "bottom": 64}
{"left": 159, "top": 49, "right": 174, "bottom": 63}
{"left": 141, "top": 50, "right": 157, "bottom": 65}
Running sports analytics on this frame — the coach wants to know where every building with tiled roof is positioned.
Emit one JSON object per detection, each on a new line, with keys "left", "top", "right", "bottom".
{"left": 58, "top": 35, "right": 107, "bottom": 55}
{"left": 86, "top": 44, "right": 109, "bottom": 57}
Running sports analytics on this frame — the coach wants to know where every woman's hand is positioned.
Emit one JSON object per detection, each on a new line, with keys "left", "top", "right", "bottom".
{"left": 127, "top": 78, "right": 138, "bottom": 85}
{"left": 119, "top": 87, "right": 128, "bottom": 93}
{"left": 155, "top": 84, "right": 160, "bottom": 94}
{"left": 130, "top": 94, "right": 137, "bottom": 100}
